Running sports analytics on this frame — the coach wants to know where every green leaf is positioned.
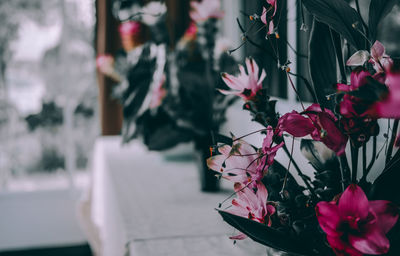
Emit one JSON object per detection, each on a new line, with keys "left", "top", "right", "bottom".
{"left": 308, "top": 20, "right": 337, "bottom": 108}
{"left": 302, "top": 0, "right": 365, "bottom": 50}
{"left": 217, "top": 210, "right": 314, "bottom": 255}
{"left": 368, "top": 0, "right": 398, "bottom": 41}
{"left": 370, "top": 149, "right": 400, "bottom": 204}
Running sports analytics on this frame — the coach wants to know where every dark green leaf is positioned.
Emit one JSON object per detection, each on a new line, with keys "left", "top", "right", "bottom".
{"left": 370, "top": 149, "right": 400, "bottom": 204}
{"left": 217, "top": 210, "right": 315, "bottom": 255}
{"left": 308, "top": 20, "right": 337, "bottom": 108}
{"left": 368, "top": 0, "right": 398, "bottom": 41}
{"left": 302, "top": 0, "right": 365, "bottom": 49}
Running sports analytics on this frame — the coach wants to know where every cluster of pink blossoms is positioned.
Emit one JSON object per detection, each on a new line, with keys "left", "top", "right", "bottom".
{"left": 212, "top": 53, "right": 399, "bottom": 253}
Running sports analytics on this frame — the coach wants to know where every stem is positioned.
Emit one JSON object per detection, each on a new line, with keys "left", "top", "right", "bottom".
{"left": 351, "top": 145, "right": 359, "bottom": 183}
{"left": 362, "top": 143, "right": 367, "bottom": 177}
{"left": 360, "top": 136, "right": 377, "bottom": 183}
{"left": 355, "top": 0, "right": 368, "bottom": 33}
{"left": 386, "top": 119, "right": 399, "bottom": 165}
{"left": 282, "top": 144, "right": 316, "bottom": 197}
{"left": 339, "top": 154, "right": 351, "bottom": 189}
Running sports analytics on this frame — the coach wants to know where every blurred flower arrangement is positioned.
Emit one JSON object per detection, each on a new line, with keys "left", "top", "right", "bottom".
{"left": 96, "top": 0, "right": 237, "bottom": 153}
{"left": 206, "top": 0, "right": 400, "bottom": 255}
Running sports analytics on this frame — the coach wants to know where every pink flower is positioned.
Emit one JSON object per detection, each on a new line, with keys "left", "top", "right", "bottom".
{"left": 207, "top": 140, "right": 263, "bottom": 187}
{"left": 337, "top": 68, "right": 379, "bottom": 145}
{"left": 346, "top": 40, "right": 393, "bottom": 73}
{"left": 259, "top": 126, "right": 284, "bottom": 169}
{"left": 118, "top": 21, "right": 141, "bottom": 37}
{"left": 190, "top": 0, "right": 224, "bottom": 22}
{"left": 220, "top": 58, "right": 266, "bottom": 101}
{"left": 96, "top": 54, "right": 121, "bottom": 81}
{"left": 260, "top": 7, "right": 275, "bottom": 36}
{"left": 149, "top": 74, "right": 167, "bottom": 109}
{"left": 227, "top": 181, "right": 276, "bottom": 239}
{"left": 371, "top": 70, "right": 400, "bottom": 118}
{"left": 316, "top": 184, "right": 399, "bottom": 256}
{"left": 278, "top": 104, "right": 348, "bottom": 155}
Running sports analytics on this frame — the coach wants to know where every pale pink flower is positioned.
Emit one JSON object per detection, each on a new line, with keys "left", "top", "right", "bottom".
{"left": 227, "top": 181, "right": 276, "bottom": 240}
{"left": 96, "top": 54, "right": 121, "bottom": 81}
{"left": 259, "top": 126, "right": 284, "bottom": 169}
{"left": 220, "top": 58, "right": 266, "bottom": 101}
{"left": 316, "top": 184, "right": 398, "bottom": 256}
{"left": 346, "top": 40, "right": 393, "bottom": 73}
{"left": 207, "top": 139, "right": 263, "bottom": 187}
{"left": 190, "top": 0, "right": 224, "bottom": 22}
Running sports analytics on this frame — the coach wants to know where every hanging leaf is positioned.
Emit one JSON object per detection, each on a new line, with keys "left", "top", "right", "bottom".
{"left": 217, "top": 210, "right": 315, "bottom": 256}
{"left": 370, "top": 150, "right": 400, "bottom": 204}
{"left": 302, "top": 0, "right": 365, "bottom": 50}
{"left": 368, "top": 0, "right": 398, "bottom": 42}
{"left": 308, "top": 20, "right": 337, "bottom": 108}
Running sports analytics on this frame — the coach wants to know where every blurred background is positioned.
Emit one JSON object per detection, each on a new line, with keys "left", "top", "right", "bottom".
{"left": 0, "top": 0, "right": 399, "bottom": 255}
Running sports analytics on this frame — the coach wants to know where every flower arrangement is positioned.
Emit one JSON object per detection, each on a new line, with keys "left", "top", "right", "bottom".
{"left": 207, "top": 0, "right": 400, "bottom": 255}
{"left": 96, "top": 0, "right": 237, "bottom": 152}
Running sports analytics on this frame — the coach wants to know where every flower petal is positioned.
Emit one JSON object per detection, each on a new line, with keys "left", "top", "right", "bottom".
{"left": 369, "top": 200, "right": 399, "bottom": 234}
{"left": 339, "top": 184, "right": 369, "bottom": 220}
{"left": 315, "top": 201, "right": 342, "bottom": 237}
{"left": 326, "top": 236, "right": 363, "bottom": 256}
{"left": 348, "top": 224, "right": 390, "bottom": 255}
{"left": 371, "top": 40, "right": 385, "bottom": 61}
{"left": 346, "top": 50, "right": 370, "bottom": 66}
{"left": 278, "top": 111, "right": 315, "bottom": 137}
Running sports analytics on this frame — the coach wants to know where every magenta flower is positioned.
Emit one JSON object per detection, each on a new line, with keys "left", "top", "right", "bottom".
{"left": 316, "top": 184, "right": 399, "bottom": 256}
{"left": 336, "top": 68, "right": 380, "bottom": 145}
{"left": 220, "top": 58, "right": 266, "bottom": 101}
{"left": 206, "top": 140, "right": 263, "bottom": 187}
{"left": 190, "top": 0, "right": 224, "bottom": 22}
{"left": 346, "top": 40, "right": 393, "bottom": 73}
{"left": 259, "top": 126, "right": 284, "bottom": 169}
{"left": 118, "top": 21, "right": 141, "bottom": 37}
{"left": 278, "top": 104, "right": 348, "bottom": 155}
{"left": 227, "top": 181, "right": 276, "bottom": 240}
{"left": 371, "top": 71, "right": 400, "bottom": 118}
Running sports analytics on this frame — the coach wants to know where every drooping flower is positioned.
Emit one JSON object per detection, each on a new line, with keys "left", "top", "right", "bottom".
{"left": 96, "top": 54, "right": 121, "bottom": 81}
{"left": 336, "top": 68, "right": 379, "bottom": 146}
{"left": 207, "top": 139, "right": 263, "bottom": 187}
{"left": 259, "top": 126, "right": 284, "bottom": 169}
{"left": 227, "top": 181, "right": 276, "bottom": 240}
{"left": 316, "top": 184, "right": 399, "bottom": 256}
{"left": 346, "top": 40, "right": 393, "bottom": 73}
{"left": 278, "top": 104, "right": 348, "bottom": 155}
{"left": 260, "top": 0, "right": 278, "bottom": 37}
{"left": 220, "top": 58, "right": 266, "bottom": 101}
{"left": 370, "top": 70, "right": 400, "bottom": 118}
{"left": 190, "top": 0, "right": 224, "bottom": 23}
{"left": 260, "top": 7, "right": 275, "bottom": 36}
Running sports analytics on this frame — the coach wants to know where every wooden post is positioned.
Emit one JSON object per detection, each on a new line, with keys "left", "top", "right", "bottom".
{"left": 95, "top": 0, "right": 123, "bottom": 135}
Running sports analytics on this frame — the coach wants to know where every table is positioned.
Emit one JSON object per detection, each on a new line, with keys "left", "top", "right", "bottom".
{"left": 80, "top": 136, "right": 266, "bottom": 256}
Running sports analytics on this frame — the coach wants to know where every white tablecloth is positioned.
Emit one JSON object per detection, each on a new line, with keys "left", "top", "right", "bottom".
{"left": 80, "top": 136, "right": 265, "bottom": 256}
